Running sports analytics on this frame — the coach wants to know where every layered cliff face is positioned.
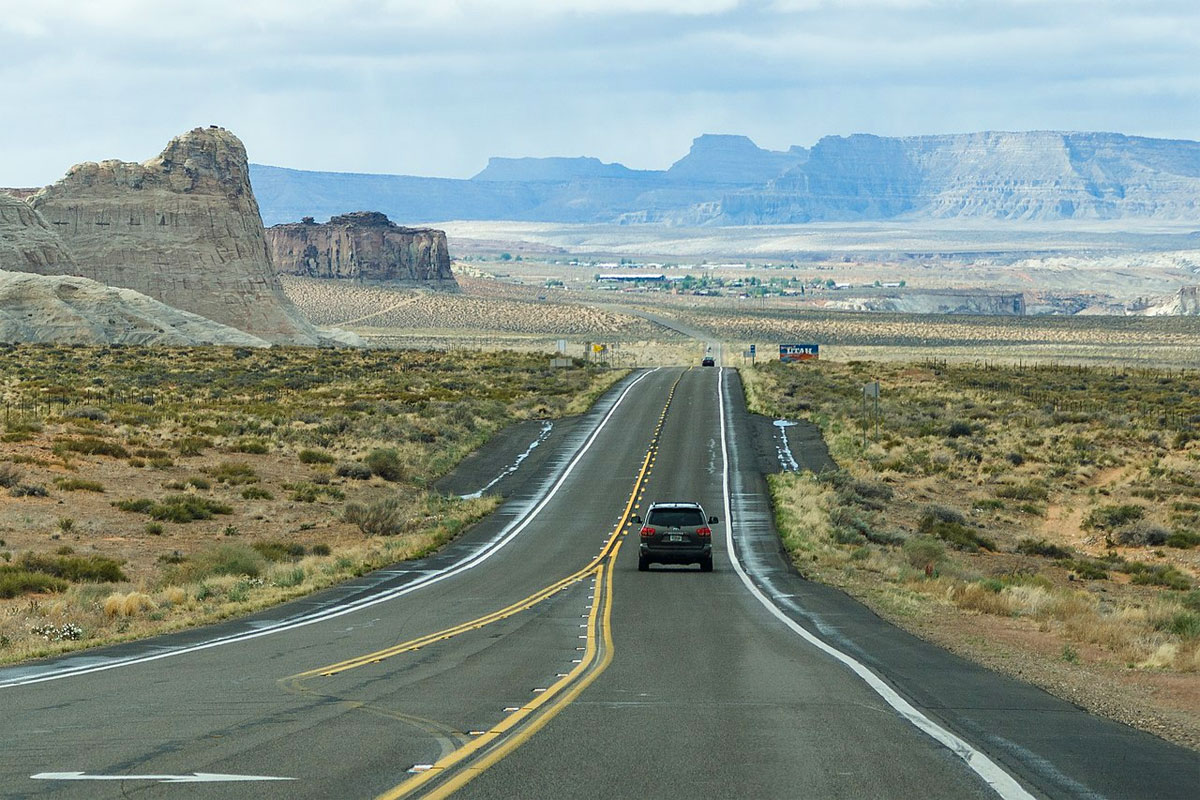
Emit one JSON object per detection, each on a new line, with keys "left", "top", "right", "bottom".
{"left": 0, "top": 193, "right": 78, "bottom": 274}
{"left": 266, "top": 212, "right": 457, "bottom": 286}
{"left": 719, "top": 131, "right": 1200, "bottom": 223}
{"left": 29, "top": 127, "right": 319, "bottom": 345}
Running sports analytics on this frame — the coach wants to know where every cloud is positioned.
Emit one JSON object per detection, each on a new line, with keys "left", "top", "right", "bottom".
{"left": 0, "top": 0, "right": 1196, "bottom": 186}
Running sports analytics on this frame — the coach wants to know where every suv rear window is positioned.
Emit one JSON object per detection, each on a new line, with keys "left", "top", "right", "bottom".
{"left": 647, "top": 508, "right": 705, "bottom": 528}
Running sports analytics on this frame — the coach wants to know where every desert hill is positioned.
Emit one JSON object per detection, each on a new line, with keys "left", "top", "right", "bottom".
{"left": 0, "top": 270, "right": 270, "bottom": 346}
{"left": 250, "top": 130, "right": 1200, "bottom": 226}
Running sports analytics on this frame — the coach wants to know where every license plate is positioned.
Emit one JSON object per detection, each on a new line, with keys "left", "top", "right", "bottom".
{"left": 667, "top": 534, "right": 685, "bottom": 543}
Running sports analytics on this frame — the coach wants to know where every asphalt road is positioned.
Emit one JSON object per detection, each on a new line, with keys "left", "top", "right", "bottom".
{"left": 1, "top": 368, "right": 1196, "bottom": 799}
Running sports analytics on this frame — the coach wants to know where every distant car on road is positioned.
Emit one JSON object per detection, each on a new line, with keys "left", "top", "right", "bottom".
{"left": 632, "top": 501, "right": 718, "bottom": 571}
{"left": 701, "top": 356, "right": 715, "bottom": 367}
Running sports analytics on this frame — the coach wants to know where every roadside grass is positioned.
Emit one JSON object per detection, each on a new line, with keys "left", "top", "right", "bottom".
{"left": 0, "top": 344, "right": 618, "bottom": 664}
{"left": 751, "top": 359, "right": 1200, "bottom": 676}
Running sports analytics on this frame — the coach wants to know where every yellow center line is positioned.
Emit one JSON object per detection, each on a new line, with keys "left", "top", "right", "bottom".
{"left": 414, "top": 545, "right": 622, "bottom": 800}
{"left": 280, "top": 369, "right": 685, "bottom": 795}
{"left": 376, "top": 544, "right": 620, "bottom": 800}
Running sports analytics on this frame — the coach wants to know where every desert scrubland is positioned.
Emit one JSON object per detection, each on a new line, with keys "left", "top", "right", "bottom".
{"left": 744, "top": 360, "right": 1200, "bottom": 749}
{"left": 0, "top": 345, "right": 621, "bottom": 663}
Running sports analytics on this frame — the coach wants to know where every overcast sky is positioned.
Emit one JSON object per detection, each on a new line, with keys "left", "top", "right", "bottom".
{"left": 1, "top": 0, "right": 1197, "bottom": 186}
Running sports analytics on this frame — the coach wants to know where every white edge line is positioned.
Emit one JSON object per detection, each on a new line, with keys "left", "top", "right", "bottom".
{"left": 717, "top": 368, "right": 1036, "bottom": 800}
{"left": 1, "top": 369, "right": 658, "bottom": 689}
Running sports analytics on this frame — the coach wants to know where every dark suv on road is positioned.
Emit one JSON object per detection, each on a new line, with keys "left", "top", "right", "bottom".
{"left": 632, "top": 502, "right": 718, "bottom": 572}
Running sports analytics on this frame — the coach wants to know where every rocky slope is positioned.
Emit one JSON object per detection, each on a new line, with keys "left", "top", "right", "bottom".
{"left": 0, "top": 193, "right": 78, "bottom": 275}
{"left": 266, "top": 212, "right": 457, "bottom": 286}
{"left": 28, "top": 126, "right": 319, "bottom": 345}
{"left": 0, "top": 270, "right": 270, "bottom": 346}
{"left": 251, "top": 130, "right": 1200, "bottom": 226}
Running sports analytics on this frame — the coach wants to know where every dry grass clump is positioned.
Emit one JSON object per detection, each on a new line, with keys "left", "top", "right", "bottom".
{"left": 103, "top": 591, "right": 157, "bottom": 617}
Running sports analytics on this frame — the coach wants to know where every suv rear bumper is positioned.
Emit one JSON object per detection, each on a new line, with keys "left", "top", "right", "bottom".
{"left": 639, "top": 542, "right": 711, "bottom": 565}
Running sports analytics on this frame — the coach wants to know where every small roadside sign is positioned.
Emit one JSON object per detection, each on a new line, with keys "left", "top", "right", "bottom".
{"left": 863, "top": 381, "right": 880, "bottom": 398}
{"left": 780, "top": 343, "right": 819, "bottom": 362}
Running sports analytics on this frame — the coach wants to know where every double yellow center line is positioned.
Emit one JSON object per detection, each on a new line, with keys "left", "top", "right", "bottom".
{"left": 282, "top": 369, "right": 686, "bottom": 798}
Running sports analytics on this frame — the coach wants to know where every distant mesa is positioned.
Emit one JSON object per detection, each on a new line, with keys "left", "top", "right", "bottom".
{"left": 266, "top": 211, "right": 457, "bottom": 288}
{"left": 26, "top": 126, "right": 320, "bottom": 345}
{"left": 249, "top": 130, "right": 1200, "bottom": 226}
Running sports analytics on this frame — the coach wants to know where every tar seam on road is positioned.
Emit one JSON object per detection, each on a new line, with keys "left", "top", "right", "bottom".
{"left": 0, "top": 369, "right": 659, "bottom": 690}
{"left": 716, "top": 368, "right": 1037, "bottom": 800}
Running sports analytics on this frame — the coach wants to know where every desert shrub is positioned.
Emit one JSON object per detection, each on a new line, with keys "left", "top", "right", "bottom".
{"left": 0, "top": 567, "right": 68, "bottom": 597}
{"left": 344, "top": 496, "right": 407, "bottom": 536}
{"left": 299, "top": 449, "right": 335, "bottom": 464}
{"left": 231, "top": 439, "right": 269, "bottom": 454}
{"left": 1114, "top": 522, "right": 1170, "bottom": 547}
{"left": 176, "top": 436, "right": 212, "bottom": 456}
{"left": 10, "top": 484, "right": 48, "bottom": 497}
{"left": 365, "top": 448, "right": 405, "bottom": 482}
{"left": 995, "top": 483, "right": 1049, "bottom": 502}
{"left": 272, "top": 566, "right": 306, "bottom": 588}
{"left": 1062, "top": 559, "right": 1109, "bottom": 580}
{"left": 186, "top": 476, "right": 212, "bottom": 491}
{"left": 145, "top": 522, "right": 164, "bottom": 535}
{"left": 0, "top": 464, "right": 24, "bottom": 488}
{"left": 336, "top": 462, "right": 373, "bottom": 480}
{"left": 1083, "top": 504, "right": 1144, "bottom": 530}
{"left": 148, "top": 495, "right": 233, "bottom": 523}
{"left": 1182, "top": 590, "right": 1200, "bottom": 612}
{"left": 1155, "top": 611, "right": 1200, "bottom": 639}
{"left": 903, "top": 537, "right": 946, "bottom": 570}
{"left": 311, "top": 543, "right": 331, "bottom": 556}
{"left": 18, "top": 553, "right": 126, "bottom": 582}
{"left": 133, "top": 448, "right": 170, "bottom": 459}
{"left": 920, "top": 505, "right": 966, "bottom": 527}
{"left": 241, "top": 486, "right": 273, "bottom": 500}
{"left": 118, "top": 495, "right": 231, "bottom": 522}
{"left": 1166, "top": 530, "right": 1200, "bottom": 549}
{"left": 67, "top": 406, "right": 108, "bottom": 422}
{"left": 1125, "top": 562, "right": 1193, "bottom": 590}
{"left": 171, "top": 544, "right": 264, "bottom": 582}
{"left": 58, "top": 437, "right": 129, "bottom": 458}
{"left": 946, "top": 421, "right": 974, "bottom": 438}
{"left": 115, "top": 498, "right": 155, "bottom": 513}
{"left": 918, "top": 508, "right": 994, "bottom": 551}
{"left": 204, "top": 462, "right": 259, "bottom": 485}
{"left": 252, "top": 541, "right": 306, "bottom": 561}
{"left": 54, "top": 478, "right": 105, "bottom": 492}
{"left": 1016, "top": 538, "right": 1073, "bottom": 559}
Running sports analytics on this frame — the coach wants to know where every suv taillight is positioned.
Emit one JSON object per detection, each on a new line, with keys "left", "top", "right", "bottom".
{"left": 696, "top": 526, "right": 711, "bottom": 538}
{"left": 640, "top": 526, "right": 656, "bottom": 538}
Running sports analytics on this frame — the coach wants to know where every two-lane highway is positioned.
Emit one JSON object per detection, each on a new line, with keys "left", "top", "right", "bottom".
{"left": 2, "top": 367, "right": 1196, "bottom": 799}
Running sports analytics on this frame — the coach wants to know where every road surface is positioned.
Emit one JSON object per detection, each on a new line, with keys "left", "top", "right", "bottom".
{"left": 2, "top": 368, "right": 1196, "bottom": 799}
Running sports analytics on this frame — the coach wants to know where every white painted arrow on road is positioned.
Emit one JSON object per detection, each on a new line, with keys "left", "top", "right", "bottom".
{"left": 33, "top": 771, "right": 294, "bottom": 782}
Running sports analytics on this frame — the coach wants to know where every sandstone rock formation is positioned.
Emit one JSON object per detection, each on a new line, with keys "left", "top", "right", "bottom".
{"left": 0, "top": 193, "right": 78, "bottom": 275}
{"left": 266, "top": 212, "right": 457, "bottom": 287}
{"left": 0, "top": 270, "right": 270, "bottom": 346}
{"left": 28, "top": 126, "right": 319, "bottom": 345}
